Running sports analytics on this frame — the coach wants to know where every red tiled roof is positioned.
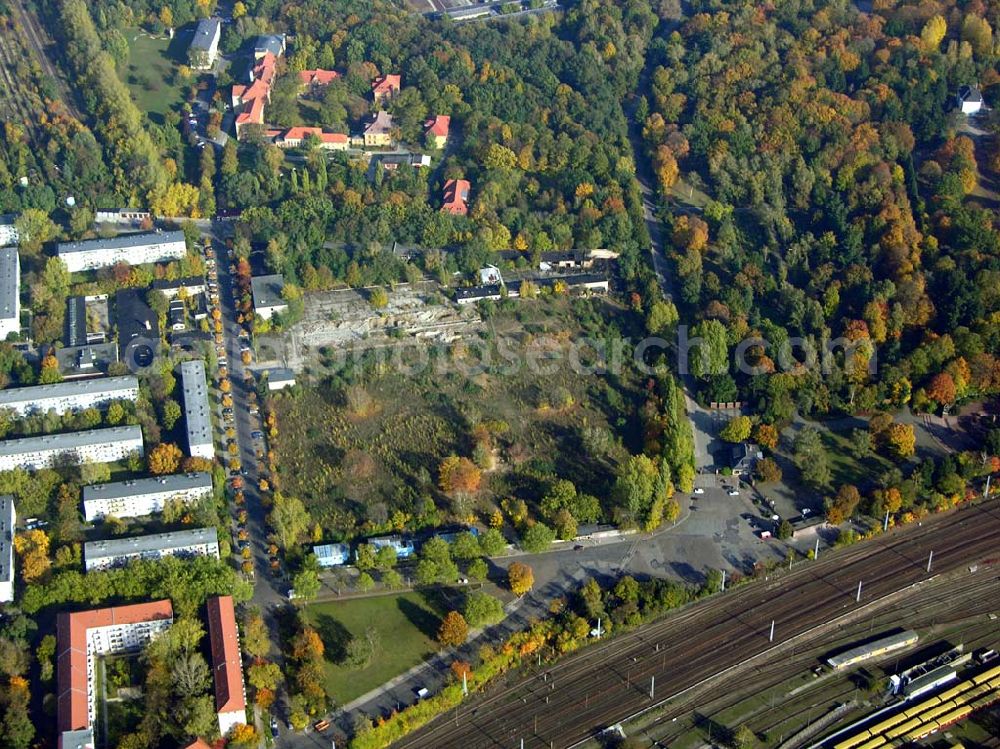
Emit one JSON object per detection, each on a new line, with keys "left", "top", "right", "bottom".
{"left": 57, "top": 600, "right": 174, "bottom": 735}
{"left": 299, "top": 69, "right": 340, "bottom": 86}
{"left": 182, "top": 740, "right": 213, "bottom": 749}
{"left": 235, "top": 53, "right": 278, "bottom": 134}
{"left": 207, "top": 595, "right": 245, "bottom": 715}
{"left": 425, "top": 115, "right": 451, "bottom": 137}
{"left": 277, "top": 127, "right": 348, "bottom": 145}
{"left": 442, "top": 178, "right": 471, "bottom": 215}
{"left": 372, "top": 74, "right": 401, "bottom": 95}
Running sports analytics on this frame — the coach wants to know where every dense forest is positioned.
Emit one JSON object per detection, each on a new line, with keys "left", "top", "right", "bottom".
{"left": 643, "top": 0, "right": 1000, "bottom": 421}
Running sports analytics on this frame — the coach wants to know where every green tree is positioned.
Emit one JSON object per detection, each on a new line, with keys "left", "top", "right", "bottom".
{"left": 291, "top": 568, "right": 320, "bottom": 601}
{"left": 375, "top": 545, "right": 397, "bottom": 571}
{"left": 15, "top": 209, "right": 57, "bottom": 254}
{"left": 354, "top": 544, "right": 376, "bottom": 571}
{"left": 478, "top": 528, "right": 507, "bottom": 556}
{"left": 719, "top": 415, "right": 752, "bottom": 443}
{"left": 271, "top": 494, "right": 310, "bottom": 551}
{"left": 689, "top": 319, "right": 728, "bottom": 379}
{"left": 519, "top": 522, "right": 556, "bottom": 553}
{"left": 467, "top": 557, "right": 488, "bottom": 581}
{"left": 463, "top": 592, "right": 505, "bottom": 627}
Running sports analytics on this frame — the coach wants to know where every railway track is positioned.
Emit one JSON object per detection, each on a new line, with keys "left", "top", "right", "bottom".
{"left": 393, "top": 501, "right": 1000, "bottom": 749}
{"left": 0, "top": 18, "right": 38, "bottom": 134}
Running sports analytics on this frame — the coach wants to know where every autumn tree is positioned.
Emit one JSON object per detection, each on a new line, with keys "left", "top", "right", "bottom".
{"left": 148, "top": 443, "right": 182, "bottom": 475}
{"left": 507, "top": 561, "right": 534, "bottom": 596}
{"left": 826, "top": 485, "right": 861, "bottom": 525}
{"left": 926, "top": 373, "right": 957, "bottom": 407}
{"left": 437, "top": 611, "right": 468, "bottom": 647}
{"left": 754, "top": 458, "right": 782, "bottom": 483}
{"left": 753, "top": 423, "right": 779, "bottom": 451}
{"left": 438, "top": 456, "right": 482, "bottom": 494}
{"left": 13, "top": 530, "right": 50, "bottom": 583}
{"left": 885, "top": 423, "right": 916, "bottom": 459}
{"left": 719, "top": 415, "right": 752, "bottom": 443}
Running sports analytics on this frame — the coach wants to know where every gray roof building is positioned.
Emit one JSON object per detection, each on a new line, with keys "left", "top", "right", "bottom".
{"left": 56, "top": 230, "right": 186, "bottom": 273}
{"left": 250, "top": 274, "right": 287, "bottom": 320}
{"left": 190, "top": 18, "right": 221, "bottom": 52}
{"left": 0, "top": 247, "right": 19, "bottom": 336}
{"left": 180, "top": 360, "right": 213, "bottom": 459}
{"left": 84, "top": 526, "right": 219, "bottom": 571}
{"left": 0, "top": 495, "right": 13, "bottom": 602}
{"left": 82, "top": 472, "right": 213, "bottom": 522}
{"left": 55, "top": 342, "right": 119, "bottom": 379}
{"left": 254, "top": 34, "right": 285, "bottom": 58}
{"left": 56, "top": 230, "right": 185, "bottom": 256}
{"left": 0, "top": 425, "right": 143, "bottom": 471}
{"left": 0, "top": 375, "right": 139, "bottom": 417}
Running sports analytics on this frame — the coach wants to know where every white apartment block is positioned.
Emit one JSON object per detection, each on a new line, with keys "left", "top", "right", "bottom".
{"left": 82, "top": 472, "right": 212, "bottom": 522}
{"left": 0, "top": 425, "right": 143, "bottom": 472}
{"left": 57, "top": 600, "right": 174, "bottom": 749}
{"left": 180, "top": 360, "right": 214, "bottom": 459}
{"left": 0, "top": 376, "right": 138, "bottom": 418}
{"left": 56, "top": 230, "right": 187, "bottom": 273}
{"left": 0, "top": 248, "right": 19, "bottom": 341}
{"left": 84, "top": 527, "right": 219, "bottom": 571}
{"left": 0, "top": 495, "right": 14, "bottom": 603}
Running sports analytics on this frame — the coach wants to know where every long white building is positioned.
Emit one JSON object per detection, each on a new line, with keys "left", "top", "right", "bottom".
{"left": 56, "top": 231, "right": 187, "bottom": 273}
{"left": 82, "top": 472, "right": 212, "bottom": 522}
{"left": 0, "top": 425, "right": 143, "bottom": 472}
{"left": 0, "top": 376, "right": 138, "bottom": 418}
{"left": 0, "top": 495, "right": 13, "bottom": 603}
{"left": 180, "top": 360, "right": 213, "bottom": 459}
{"left": 84, "top": 527, "right": 219, "bottom": 571}
{"left": 0, "top": 248, "right": 19, "bottom": 341}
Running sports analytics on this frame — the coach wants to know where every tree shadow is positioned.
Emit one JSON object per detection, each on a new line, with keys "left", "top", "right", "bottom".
{"left": 313, "top": 612, "right": 352, "bottom": 663}
{"left": 397, "top": 597, "right": 442, "bottom": 640}
{"left": 691, "top": 711, "right": 734, "bottom": 745}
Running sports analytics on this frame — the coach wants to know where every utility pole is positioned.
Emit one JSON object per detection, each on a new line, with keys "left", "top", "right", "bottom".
{"left": 463, "top": 670, "right": 468, "bottom": 696}
{"left": 856, "top": 580, "right": 863, "bottom": 603}
{"left": 926, "top": 550, "right": 933, "bottom": 573}
{"left": 814, "top": 537, "right": 820, "bottom": 560}
{"left": 883, "top": 510, "right": 889, "bottom": 532}
{"left": 650, "top": 676, "right": 655, "bottom": 700}
{"left": 985, "top": 473, "right": 992, "bottom": 499}
{"left": 769, "top": 619, "right": 775, "bottom": 642}
{"left": 721, "top": 569, "right": 726, "bottom": 591}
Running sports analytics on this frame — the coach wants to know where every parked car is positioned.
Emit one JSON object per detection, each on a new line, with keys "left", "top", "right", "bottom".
{"left": 270, "top": 716, "right": 279, "bottom": 738}
{"left": 693, "top": 488, "right": 705, "bottom": 495}
{"left": 251, "top": 430, "right": 263, "bottom": 440}
{"left": 727, "top": 489, "right": 740, "bottom": 496}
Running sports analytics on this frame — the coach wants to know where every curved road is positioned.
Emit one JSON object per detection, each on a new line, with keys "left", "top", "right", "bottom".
{"left": 392, "top": 500, "right": 1000, "bottom": 749}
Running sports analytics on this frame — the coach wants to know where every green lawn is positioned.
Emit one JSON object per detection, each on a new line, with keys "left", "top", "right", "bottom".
{"left": 819, "top": 426, "right": 894, "bottom": 489}
{"left": 123, "top": 30, "right": 188, "bottom": 123}
{"left": 303, "top": 592, "right": 445, "bottom": 704}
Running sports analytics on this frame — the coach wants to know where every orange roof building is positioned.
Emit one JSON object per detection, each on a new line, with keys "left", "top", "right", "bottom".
{"left": 233, "top": 52, "right": 278, "bottom": 139}
{"left": 298, "top": 69, "right": 340, "bottom": 88}
{"left": 182, "top": 740, "right": 213, "bottom": 749}
{"left": 274, "top": 126, "right": 349, "bottom": 151}
{"left": 371, "top": 74, "right": 401, "bottom": 105}
{"left": 207, "top": 595, "right": 246, "bottom": 736}
{"left": 442, "top": 178, "right": 471, "bottom": 216}
{"left": 424, "top": 115, "right": 451, "bottom": 148}
{"left": 57, "top": 600, "right": 174, "bottom": 749}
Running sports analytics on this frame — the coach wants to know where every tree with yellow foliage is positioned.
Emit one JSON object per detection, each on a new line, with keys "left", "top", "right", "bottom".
{"left": 14, "top": 530, "right": 51, "bottom": 583}
{"left": 507, "top": 561, "right": 534, "bottom": 596}
{"left": 920, "top": 15, "right": 947, "bottom": 51}
{"left": 148, "top": 442, "right": 182, "bottom": 475}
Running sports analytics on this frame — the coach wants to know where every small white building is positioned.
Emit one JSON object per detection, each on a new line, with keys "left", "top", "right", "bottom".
{"left": 180, "top": 360, "right": 214, "bottom": 460}
{"left": 82, "top": 472, "right": 213, "bottom": 522}
{"left": 0, "top": 495, "right": 14, "bottom": 603}
{"left": 251, "top": 274, "right": 287, "bottom": 320}
{"left": 314, "top": 542, "right": 350, "bottom": 567}
{"left": 265, "top": 367, "right": 295, "bottom": 391}
{"left": 0, "top": 376, "right": 138, "bottom": 417}
{"left": 0, "top": 425, "right": 143, "bottom": 472}
{"left": 0, "top": 247, "right": 19, "bottom": 341}
{"left": 189, "top": 17, "right": 222, "bottom": 70}
{"left": 56, "top": 231, "right": 187, "bottom": 273}
{"left": 957, "top": 85, "right": 983, "bottom": 115}
{"left": 84, "top": 527, "right": 219, "bottom": 571}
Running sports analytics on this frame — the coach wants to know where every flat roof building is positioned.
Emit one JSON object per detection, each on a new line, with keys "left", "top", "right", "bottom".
{"left": 56, "top": 231, "right": 187, "bottom": 273}
{"left": 150, "top": 276, "right": 206, "bottom": 299}
{"left": 207, "top": 595, "right": 247, "bottom": 736}
{"left": 82, "top": 472, "right": 212, "bottom": 522}
{"left": 367, "top": 534, "right": 415, "bottom": 559}
{"left": 251, "top": 274, "right": 287, "bottom": 320}
{"left": 0, "top": 215, "right": 18, "bottom": 248}
{"left": 55, "top": 342, "right": 119, "bottom": 380}
{"left": 0, "top": 495, "right": 13, "bottom": 603}
{"left": 0, "top": 376, "right": 138, "bottom": 417}
{"left": 0, "top": 425, "right": 143, "bottom": 472}
{"left": 264, "top": 367, "right": 295, "bottom": 391}
{"left": 314, "top": 542, "right": 349, "bottom": 567}
{"left": 57, "top": 600, "right": 174, "bottom": 749}
{"left": 84, "top": 527, "right": 219, "bottom": 571}
{"left": 0, "top": 248, "right": 19, "bottom": 341}
{"left": 180, "top": 360, "right": 213, "bottom": 460}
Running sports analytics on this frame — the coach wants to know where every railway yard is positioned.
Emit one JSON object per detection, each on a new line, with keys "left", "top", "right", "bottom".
{"left": 393, "top": 500, "right": 1000, "bottom": 749}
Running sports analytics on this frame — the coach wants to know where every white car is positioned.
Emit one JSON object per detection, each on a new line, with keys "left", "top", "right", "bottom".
{"left": 693, "top": 488, "right": 705, "bottom": 495}
{"left": 727, "top": 489, "right": 740, "bottom": 496}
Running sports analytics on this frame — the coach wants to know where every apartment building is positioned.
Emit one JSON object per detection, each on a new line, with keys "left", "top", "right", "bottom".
{"left": 56, "top": 231, "right": 187, "bottom": 273}
{"left": 180, "top": 360, "right": 213, "bottom": 460}
{"left": 0, "top": 495, "right": 13, "bottom": 603}
{"left": 207, "top": 595, "right": 247, "bottom": 736}
{"left": 0, "top": 247, "right": 19, "bottom": 340}
{"left": 83, "top": 527, "right": 219, "bottom": 571}
{"left": 0, "top": 425, "right": 143, "bottom": 472}
{"left": 82, "top": 472, "right": 212, "bottom": 522}
{"left": 57, "top": 600, "right": 174, "bottom": 749}
{"left": 0, "top": 376, "right": 138, "bottom": 418}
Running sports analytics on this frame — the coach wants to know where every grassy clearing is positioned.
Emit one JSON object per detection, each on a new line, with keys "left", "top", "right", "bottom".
{"left": 272, "top": 297, "right": 646, "bottom": 537}
{"left": 819, "top": 426, "right": 894, "bottom": 489}
{"left": 123, "top": 30, "right": 188, "bottom": 122}
{"left": 302, "top": 592, "right": 445, "bottom": 704}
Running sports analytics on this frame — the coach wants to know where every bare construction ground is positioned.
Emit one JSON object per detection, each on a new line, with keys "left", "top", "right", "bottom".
{"left": 255, "top": 281, "right": 482, "bottom": 371}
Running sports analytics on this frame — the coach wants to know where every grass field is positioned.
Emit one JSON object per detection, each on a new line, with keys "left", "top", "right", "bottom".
{"left": 272, "top": 297, "right": 647, "bottom": 536}
{"left": 123, "top": 30, "right": 188, "bottom": 123}
{"left": 302, "top": 592, "right": 445, "bottom": 704}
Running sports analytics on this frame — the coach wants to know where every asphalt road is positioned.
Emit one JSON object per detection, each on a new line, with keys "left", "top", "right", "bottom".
{"left": 390, "top": 499, "right": 1000, "bottom": 749}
